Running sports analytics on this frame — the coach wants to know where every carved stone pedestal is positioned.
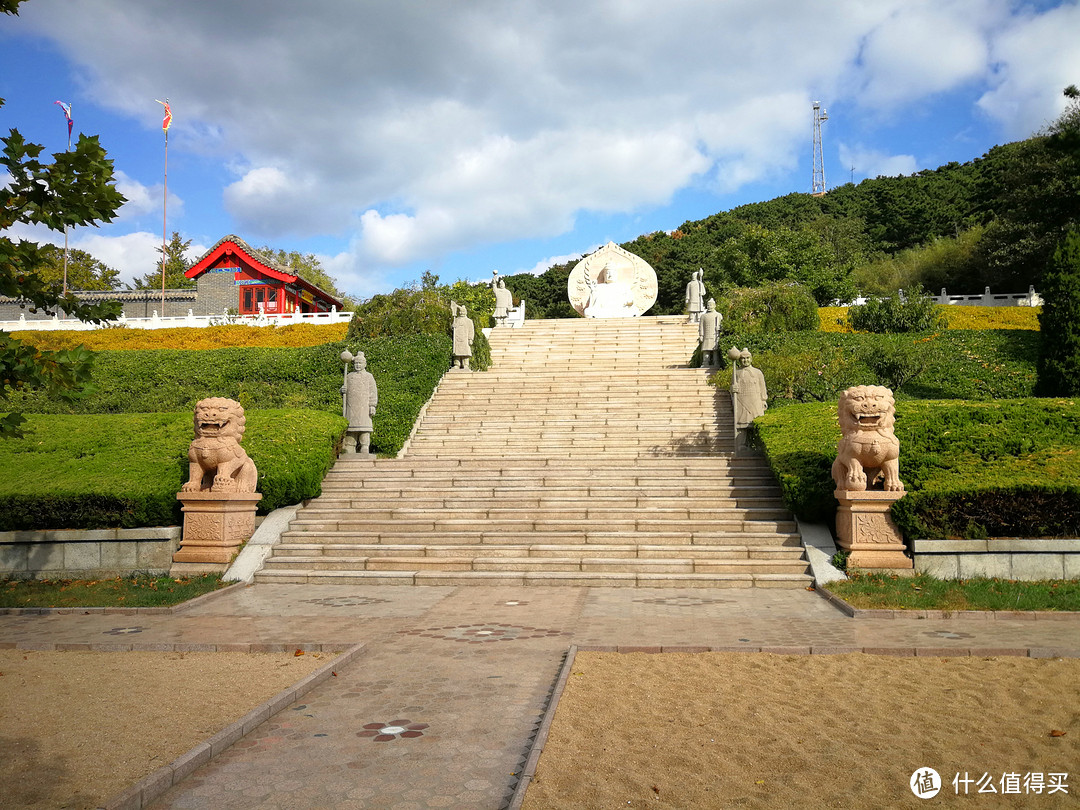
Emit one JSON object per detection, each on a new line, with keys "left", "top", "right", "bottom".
{"left": 834, "top": 489, "right": 913, "bottom": 570}
{"left": 172, "top": 492, "right": 262, "bottom": 570}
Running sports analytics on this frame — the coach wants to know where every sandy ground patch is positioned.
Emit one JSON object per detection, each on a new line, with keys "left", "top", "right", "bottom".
{"left": 0, "top": 650, "right": 334, "bottom": 809}
{"left": 524, "top": 652, "right": 1080, "bottom": 809}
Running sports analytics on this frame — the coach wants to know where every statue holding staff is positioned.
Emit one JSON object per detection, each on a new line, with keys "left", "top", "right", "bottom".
{"left": 340, "top": 350, "right": 378, "bottom": 455}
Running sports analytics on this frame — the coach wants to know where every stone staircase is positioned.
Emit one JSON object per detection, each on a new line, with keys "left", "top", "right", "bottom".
{"left": 255, "top": 315, "right": 811, "bottom": 587}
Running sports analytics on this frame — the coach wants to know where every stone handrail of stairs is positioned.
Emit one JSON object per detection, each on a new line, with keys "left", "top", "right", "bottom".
{"left": 255, "top": 315, "right": 811, "bottom": 587}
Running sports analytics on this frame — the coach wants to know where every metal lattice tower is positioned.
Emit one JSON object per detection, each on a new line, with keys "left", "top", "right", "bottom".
{"left": 812, "top": 101, "right": 828, "bottom": 196}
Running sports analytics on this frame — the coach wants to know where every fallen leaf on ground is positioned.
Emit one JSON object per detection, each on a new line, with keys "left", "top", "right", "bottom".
{"left": 1050, "top": 730, "right": 1066, "bottom": 737}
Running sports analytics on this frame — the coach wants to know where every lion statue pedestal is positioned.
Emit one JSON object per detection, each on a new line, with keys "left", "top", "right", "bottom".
{"left": 172, "top": 398, "right": 262, "bottom": 572}
{"left": 832, "top": 385, "right": 912, "bottom": 571}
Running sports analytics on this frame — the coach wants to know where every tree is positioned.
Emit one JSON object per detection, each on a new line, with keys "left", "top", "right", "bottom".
{"left": 1036, "top": 228, "right": 1080, "bottom": 396}
{"left": 131, "top": 231, "right": 194, "bottom": 289}
{"left": 1, "top": 89, "right": 126, "bottom": 436}
{"left": 975, "top": 86, "right": 1080, "bottom": 289}
{"left": 255, "top": 245, "right": 354, "bottom": 307}
{"left": 33, "top": 244, "right": 120, "bottom": 291}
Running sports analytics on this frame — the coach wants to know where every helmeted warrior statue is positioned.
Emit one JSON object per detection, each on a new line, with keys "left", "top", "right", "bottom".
{"left": 340, "top": 350, "right": 378, "bottom": 455}
{"left": 686, "top": 268, "right": 706, "bottom": 323}
{"left": 698, "top": 298, "right": 723, "bottom": 366}
{"left": 492, "top": 273, "right": 513, "bottom": 326}
{"left": 451, "top": 301, "right": 475, "bottom": 370}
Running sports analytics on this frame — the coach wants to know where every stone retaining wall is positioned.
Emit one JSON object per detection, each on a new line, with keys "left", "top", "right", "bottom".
{"left": 0, "top": 527, "right": 182, "bottom": 579}
{"left": 913, "top": 538, "right": 1080, "bottom": 580}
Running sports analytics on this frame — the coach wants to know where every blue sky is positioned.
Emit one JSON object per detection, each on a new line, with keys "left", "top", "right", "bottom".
{"left": 2, "top": 0, "right": 1079, "bottom": 298}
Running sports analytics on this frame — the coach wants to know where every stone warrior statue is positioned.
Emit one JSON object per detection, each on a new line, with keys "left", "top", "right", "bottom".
{"left": 451, "top": 301, "right": 475, "bottom": 370}
{"left": 698, "top": 298, "right": 723, "bottom": 366}
{"left": 492, "top": 272, "right": 513, "bottom": 326}
{"left": 729, "top": 347, "right": 767, "bottom": 452}
{"left": 685, "top": 268, "right": 706, "bottom": 323}
{"left": 340, "top": 350, "right": 378, "bottom": 455}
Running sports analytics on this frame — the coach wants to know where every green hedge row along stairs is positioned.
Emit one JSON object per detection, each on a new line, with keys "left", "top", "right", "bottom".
{"left": 256, "top": 316, "right": 811, "bottom": 587}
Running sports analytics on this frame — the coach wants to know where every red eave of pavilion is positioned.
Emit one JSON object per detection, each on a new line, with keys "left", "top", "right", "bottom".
{"left": 185, "top": 238, "right": 343, "bottom": 309}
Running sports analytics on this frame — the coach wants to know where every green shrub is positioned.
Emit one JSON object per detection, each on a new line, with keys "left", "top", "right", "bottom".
{"left": 0, "top": 410, "right": 345, "bottom": 530}
{"left": 717, "top": 281, "right": 818, "bottom": 333}
{"left": 848, "top": 287, "right": 947, "bottom": 333}
{"left": 714, "top": 330, "right": 1037, "bottom": 405}
{"left": 5, "top": 335, "right": 449, "bottom": 457}
{"left": 6, "top": 342, "right": 347, "bottom": 415}
{"left": 346, "top": 282, "right": 492, "bottom": 371}
{"left": 1036, "top": 228, "right": 1080, "bottom": 395}
{"left": 750, "top": 398, "right": 1080, "bottom": 539}
{"left": 348, "top": 288, "right": 448, "bottom": 339}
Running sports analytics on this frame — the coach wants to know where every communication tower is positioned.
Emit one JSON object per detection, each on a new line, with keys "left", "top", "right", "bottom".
{"left": 812, "top": 101, "right": 828, "bottom": 196}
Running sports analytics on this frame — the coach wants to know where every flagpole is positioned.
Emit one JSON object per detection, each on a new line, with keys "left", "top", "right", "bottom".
{"left": 63, "top": 113, "right": 71, "bottom": 295}
{"left": 156, "top": 98, "right": 171, "bottom": 313}
{"left": 161, "top": 123, "right": 168, "bottom": 312}
{"left": 55, "top": 101, "right": 73, "bottom": 295}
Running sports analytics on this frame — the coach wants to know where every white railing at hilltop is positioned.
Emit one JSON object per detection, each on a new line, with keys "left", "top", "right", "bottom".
{"left": 0, "top": 307, "right": 355, "bottom": 332}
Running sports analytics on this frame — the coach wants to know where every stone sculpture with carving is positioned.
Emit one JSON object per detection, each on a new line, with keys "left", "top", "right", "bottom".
{"left": 686, "top": 268, "right": 706, "bottom": 323}
{"left": 492, "top": 277, "right": 513, "bottom": 326}
{"left": 698, "top": 299, "right": 722, "bottom": 366}
{"left": 341, "top": 350, "right": 378, "bottom": 455}
{"left": 831, "top": 385, "right": 904, "bottom": 492}
{"left": 567, "top": 241, "right": 658, "bottom": 317}
{"left": 730, "top": 348, "right": 767, "bottom": 428}
{"left": 451, "top": 301, "right": 475, "bottom": 369}
{"left": 181, "top": 397, "right": 258, "bottom": 493}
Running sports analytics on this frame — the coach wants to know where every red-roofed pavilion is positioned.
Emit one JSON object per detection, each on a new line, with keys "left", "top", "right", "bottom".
{"left": 186, "top": 235, "right": 343, "bottom": 316}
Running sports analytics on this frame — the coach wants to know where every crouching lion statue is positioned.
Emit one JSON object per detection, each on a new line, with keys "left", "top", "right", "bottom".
{"left": 831, "top": 385, "right": 904, "bottom": 492}
{"left": 181, "top": 397, "right": 259, "bottom": 493}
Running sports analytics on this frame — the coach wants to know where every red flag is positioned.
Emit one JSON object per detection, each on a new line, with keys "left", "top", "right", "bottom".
{"left": 155, "top": 98, "right": 172, "bottom": 132}
{"left": 54, "top": 100, "right": 73, "bottom": 137}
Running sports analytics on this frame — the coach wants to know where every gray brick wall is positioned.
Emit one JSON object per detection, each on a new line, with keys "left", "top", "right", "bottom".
{"left": 196, "top": 269, "right": 237, "bottom": 316}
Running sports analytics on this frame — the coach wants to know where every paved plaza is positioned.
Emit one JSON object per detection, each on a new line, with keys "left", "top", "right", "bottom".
{"left": 2, "top": 583, "right": 1078, "bottom": 809}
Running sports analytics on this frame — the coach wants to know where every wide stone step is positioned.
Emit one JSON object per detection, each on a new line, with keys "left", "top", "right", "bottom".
{"left": 289, "top": 507, "right": 791, "bottom": 526}
{"left": 285, "top": 517, "right": 796, "bottom": 534}
{"left": 271, "top": 543, "right": 805, "bottom": 560}
{"left": 279, "top": 529, "right": 802, "bottom": 546}
{"left": 253, "top": 569, "right": 812, "bottom": 588}
{"left": 302, "top": 495, "right": 788, "bottom": 511}
{"left": 259, "top": 554, "right": 809, "bottom": 575}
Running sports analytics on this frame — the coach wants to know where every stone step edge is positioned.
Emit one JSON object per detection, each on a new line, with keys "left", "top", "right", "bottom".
{"left": 252, "top": 570, "right": 812, "bottom": 587}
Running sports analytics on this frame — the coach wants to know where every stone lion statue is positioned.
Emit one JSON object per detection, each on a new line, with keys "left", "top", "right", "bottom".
{"left": 831, "top": 385, "right": 904, "bottom": 492}
{"left": 181, "top": 397, "right": 259, "bottom": 494}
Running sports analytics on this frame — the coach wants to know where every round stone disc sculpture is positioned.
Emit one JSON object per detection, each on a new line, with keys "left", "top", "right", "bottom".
{"left": 567, "top": 241, "right": 658, "bottom": 317}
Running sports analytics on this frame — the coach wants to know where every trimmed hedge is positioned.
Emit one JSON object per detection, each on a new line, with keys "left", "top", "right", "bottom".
{"left": 0, "top": 410, "right": 346, "bottom": 530}
{"left": 713, "top": 330, "right": 1038, "bottom": 404}
{"left": 750, "top": 398, "right": 1080, "bottom": 539}
{"left": 6, "top": 334, "right": 451, "bottom": 456}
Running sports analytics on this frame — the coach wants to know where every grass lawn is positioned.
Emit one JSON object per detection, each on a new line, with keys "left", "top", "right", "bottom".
{"left": 0, "top": 573, "right": 226, "bottom": 608}
{"left": 827, "top": 572, "right": 1080, "bottom": 611}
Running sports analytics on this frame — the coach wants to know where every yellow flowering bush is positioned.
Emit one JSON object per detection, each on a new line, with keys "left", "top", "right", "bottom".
{"left": 819, "top": 306, "right": 1039, "bottom": 332}
{"left": 11, "top": 322, "right": 350, "bottom": 351}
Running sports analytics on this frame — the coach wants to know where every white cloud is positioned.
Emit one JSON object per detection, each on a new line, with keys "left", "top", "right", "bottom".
{"left": 7, "top": 0, "right": 1076, "bottom": 277}
{"left": 838, "top": 143, "right": 918, "bottom": 179}
{"left": 977, "top": 2, "right": 1080, "bottom": 138}
{"left": 518, "top": 251, "right": 588, "bottom": 277}
{"left": 854, "top": 0, "right": 1001, "bottom": 107}
{"left": 112, "top": 171, "right": 183, "bottom": 222}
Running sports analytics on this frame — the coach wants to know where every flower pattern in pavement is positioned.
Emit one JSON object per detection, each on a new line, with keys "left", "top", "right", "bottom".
{"left": 357, "top": 720, "right": 429, "bottom": 742}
